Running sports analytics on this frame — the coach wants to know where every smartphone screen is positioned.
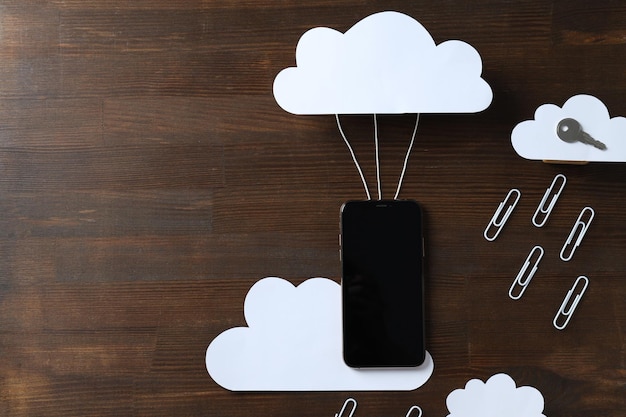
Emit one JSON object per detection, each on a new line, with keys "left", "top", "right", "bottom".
{"left": 340, "top": 200, "right": 425, "bottom": 368}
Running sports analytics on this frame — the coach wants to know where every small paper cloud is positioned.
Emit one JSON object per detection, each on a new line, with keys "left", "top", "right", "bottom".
{"left": 446, "top": 373, "right": 546, "bottom": 417}
{"left": 273, "top": 11, "right": 492, "bottom": 115}
{"left": 205, "top": 277, "right": 434, "bottom": 391}
{"left": 511, "top": 94, "right": 626, "bottom": 162}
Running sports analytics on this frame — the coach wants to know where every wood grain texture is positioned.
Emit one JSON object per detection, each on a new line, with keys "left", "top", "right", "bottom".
{"left": 1, "top": 1, "right": 625, "bottom": 416}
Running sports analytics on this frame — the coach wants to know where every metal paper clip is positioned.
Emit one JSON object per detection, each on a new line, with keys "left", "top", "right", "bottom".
{"left": 334, "top": 398, "right": 422, "bottom": 417}
{"left": 560, "top": 206, "right": 594, "bottom": 261}
{"left": 509, "top": 245, "right": 544, "bottom": 300}
{"left": 532, "top": 174, "right": 566, "bottom": 227}
{"left": 553, "top": 275, "right": 589, "bottom": 330}
{"left": 484, "top": 188, "right": 521, "bottom": 241}
{"left": 335, "top": 398, "right": 357, "bottom": 417}
{"left": 405, "top": 405, "right": 423, "bottom": 417}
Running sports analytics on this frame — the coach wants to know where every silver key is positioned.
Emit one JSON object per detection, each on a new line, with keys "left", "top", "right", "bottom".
{"left": 556, "top": 118, "right": 607, "bottom": 150}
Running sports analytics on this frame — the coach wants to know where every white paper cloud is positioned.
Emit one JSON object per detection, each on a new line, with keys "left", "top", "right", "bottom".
{"left": 273, "top": 11, "right": 492, "bottom": 115}
{"left": 511, "top": 94, "right": 626, "bottom": 162}
{"left": 205, "top": 277, "right": 434, "bottom": 391}
{"left": 446, "top": 373, "right": 546, "bottom": 417}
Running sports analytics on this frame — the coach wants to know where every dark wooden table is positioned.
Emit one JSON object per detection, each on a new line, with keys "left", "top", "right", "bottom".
{"left": 1, "top": 1, "right": 625, "bottom": 416}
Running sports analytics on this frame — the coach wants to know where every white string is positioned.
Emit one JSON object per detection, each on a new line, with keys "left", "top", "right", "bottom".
{"left": 373, "top": 114, "right": 381, "bottom": 200}
{"left": 394, "top": 113, "right": 421, "bottom": 200}
{"left": 335, "top": 114, "right": 371, "bottom": 200}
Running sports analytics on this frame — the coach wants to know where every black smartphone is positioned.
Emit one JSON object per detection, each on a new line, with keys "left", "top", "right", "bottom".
{"left": 340, "top": 199, "right": 425, "bottom": 368}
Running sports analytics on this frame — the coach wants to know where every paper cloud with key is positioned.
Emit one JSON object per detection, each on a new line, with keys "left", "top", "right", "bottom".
{"left": 511, "top": 94, "right": 626, "bottom": 162}
{"left": 273, "top": 11, "right": 492, "bottom": 115}
{"left": 205, "top": 277, "right": 434, "bottom": 391}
